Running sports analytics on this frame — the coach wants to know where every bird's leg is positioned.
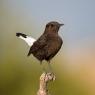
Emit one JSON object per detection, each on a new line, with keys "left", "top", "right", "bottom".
{"left": 40, "top": 61, "right": 47, "bottom": 73}
{"left": 40, "top": 61, "right": 42, "bottom": 65}
{"left": 42, "top": 66, "right": 47, "bottom": 73}
{"left": 40, "top": 61, "right": 53, "bottom": 73}
{"left": 47, "top": 61, "right": 53, "bottom": 73}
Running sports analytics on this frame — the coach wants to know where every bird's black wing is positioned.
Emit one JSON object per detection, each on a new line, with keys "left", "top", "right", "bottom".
{"left": 27, "top": 35, "right": 47, "bottom": 61}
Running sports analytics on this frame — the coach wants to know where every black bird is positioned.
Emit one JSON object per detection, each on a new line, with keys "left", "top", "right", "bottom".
{"left": 16, "top": 21, "right": 64, "bottom": 63}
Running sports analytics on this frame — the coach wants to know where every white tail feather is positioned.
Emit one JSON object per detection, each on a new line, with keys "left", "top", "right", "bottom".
{"left": 18, "top": 35, "right": 36, "bottom": 46}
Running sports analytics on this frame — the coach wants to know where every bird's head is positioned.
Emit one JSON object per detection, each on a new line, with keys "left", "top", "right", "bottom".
{"left": 44, "top": 21, "right": 64, "bottom": 34}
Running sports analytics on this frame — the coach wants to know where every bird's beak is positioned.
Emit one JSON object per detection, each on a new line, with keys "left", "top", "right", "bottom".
{"left": 59, "top": 23, "right": 64, "bottom": 27}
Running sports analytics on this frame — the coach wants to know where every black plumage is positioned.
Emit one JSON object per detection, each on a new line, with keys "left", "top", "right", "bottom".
{"left": 16, "top": 33, "right": 27, "bottom": 38}
{"left": 28, "top": 21, "right": 64, "bottom": 63}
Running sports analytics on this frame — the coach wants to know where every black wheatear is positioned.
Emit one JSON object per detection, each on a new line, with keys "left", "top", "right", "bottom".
{"left": 16, "top": 21, "right": 64, "bottom": 64}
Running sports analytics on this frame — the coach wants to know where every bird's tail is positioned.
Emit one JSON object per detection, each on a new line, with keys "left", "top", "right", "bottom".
{"left": 16, "top": 33, "right": 27, "bottom": 38}
{"left": 16, "top": 32, "right": 36, "bottom": 47}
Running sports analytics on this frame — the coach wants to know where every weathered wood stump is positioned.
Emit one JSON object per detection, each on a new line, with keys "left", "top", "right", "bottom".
{"left": 37, "top": 72, "right": 56, "bottom": 95}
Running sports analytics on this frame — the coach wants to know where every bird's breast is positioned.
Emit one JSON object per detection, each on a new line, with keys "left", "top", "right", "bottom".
{"left": 44, "top": 34, "right": 63, "bottom": 61}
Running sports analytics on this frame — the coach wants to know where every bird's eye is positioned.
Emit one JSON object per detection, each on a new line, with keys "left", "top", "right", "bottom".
{"left": 46, "top": 24, "right": 49, "bottom": 28}
{"left": 51, "top": 24, "right": 54, "bottom": 27}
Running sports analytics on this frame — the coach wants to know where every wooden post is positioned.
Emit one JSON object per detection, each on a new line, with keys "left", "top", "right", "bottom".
{"left": 37, "top": 72, "right": 56, "bottom": 95}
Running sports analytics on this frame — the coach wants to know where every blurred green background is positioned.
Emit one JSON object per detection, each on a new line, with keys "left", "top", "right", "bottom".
{"left": 0, "top": 0, "right": 95, "bottom": 95}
